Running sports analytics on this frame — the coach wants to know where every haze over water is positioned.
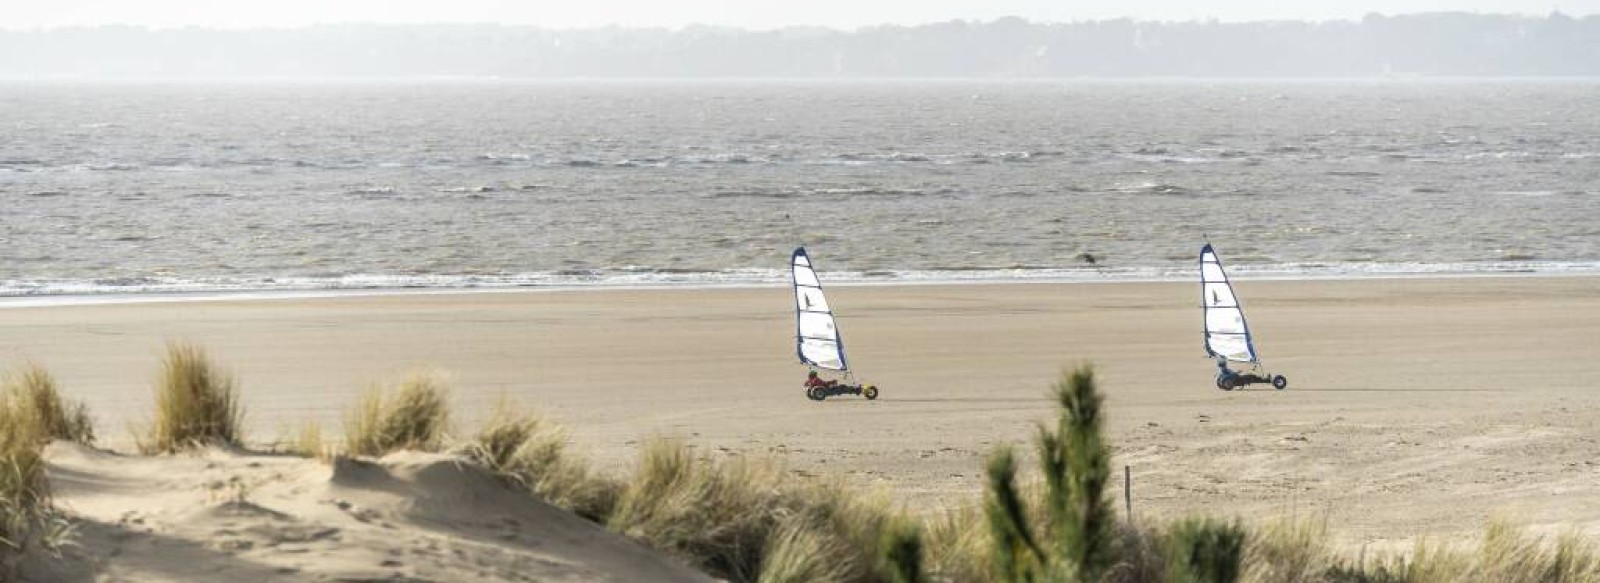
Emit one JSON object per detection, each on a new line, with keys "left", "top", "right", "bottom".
{"left": 2, "top": 80, "right": 1597, "bottom": 296}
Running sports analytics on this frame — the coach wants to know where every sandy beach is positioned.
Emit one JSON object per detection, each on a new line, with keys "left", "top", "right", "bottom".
{"left": 5, "top": 275, "right": 1600, "bottom": 561}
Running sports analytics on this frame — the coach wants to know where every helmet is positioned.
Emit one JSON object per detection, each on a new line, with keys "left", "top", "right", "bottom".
{"left": 808, "top": 371, "right": 819, "bottom": 378}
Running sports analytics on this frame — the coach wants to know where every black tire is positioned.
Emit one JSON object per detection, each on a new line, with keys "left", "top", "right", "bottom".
{"left": 863, "top": 385, "right": 879, "bottom": 400}
{"left": 1216, "top": 377, "right": 1234, "bottom": 391}
{"left": 1272, "top": 375, "right": 1288, "bottom": 390}
{"left": 807, "top": 386, "right": 826, "bottom": 401}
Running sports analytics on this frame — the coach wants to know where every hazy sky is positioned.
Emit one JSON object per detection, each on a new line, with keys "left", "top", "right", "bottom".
{"left": 7, "top": 0, "right": 1594, "bottom": 30}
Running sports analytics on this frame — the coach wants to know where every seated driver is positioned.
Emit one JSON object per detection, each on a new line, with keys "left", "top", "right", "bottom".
{"left": 1215, "top": 357, "right": 1238, "bottom": 381}
{"left": 805, "top": 370, "right": 839, "bottom": 388}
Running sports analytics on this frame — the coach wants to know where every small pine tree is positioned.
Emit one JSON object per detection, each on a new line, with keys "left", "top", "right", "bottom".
{"left": 881, "top": 518, "right": 927, "bottom": 583}
{"left": 1165, "top": 517, "right": 1246, "bottom": 583}
{"left": 984, "top": 364, "right": 1117, "bottom": 583}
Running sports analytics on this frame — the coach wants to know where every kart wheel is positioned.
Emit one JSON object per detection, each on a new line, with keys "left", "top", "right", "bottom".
{"left": 807, "top": 386, "right": 826, "bottom": 401}
{"left": 863, "top": 385, "right": 879, "bottom": 400}
{"left": 1216, "top": 379, "right": 1234, "bottom": 391}
{"left": 1271, "top": 375, "right": 1288, "bottom": 390}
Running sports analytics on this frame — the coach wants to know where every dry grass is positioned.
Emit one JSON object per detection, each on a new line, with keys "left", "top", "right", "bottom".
{"left": 924, "top": 502, "right": 995, "bottom": 581}
{"left": 756, "top": 519, "right": 854, "bottom": 583}
{"left": 606, "top": 439, "right": 905, "bottom": 583}
{"left": 1328, "top": 521, "right": 1600, "bottom": 583}
{"left": 283, "top": 420, "right": 329, "bottom": 460}
{"left": 343, "top": 372, "right": 452, "bottom": 457}
{"left": 4, "top": 364, "right": 93, "bottom": 446}
{"left": 607, "top": 438, "right": 785, "bottom": 581}
{"left": 1242, "top": 515, "right": 1334, "bottom": 583}
{"left": 0, "top": 390, "right": 75, "bottom": 576}
{"left": 140, "top": 343, "right": 243, "bottom": 453}
{"left": 462, "top": 399, "right": 618, "bottom": 521}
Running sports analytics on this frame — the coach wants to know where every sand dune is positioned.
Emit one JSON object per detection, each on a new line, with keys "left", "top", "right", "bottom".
{"left": 32, "top": 443, "right": 711, "bottom": 582}
{"left": 3, "top": 275, "right": 1599, "bottom": 566}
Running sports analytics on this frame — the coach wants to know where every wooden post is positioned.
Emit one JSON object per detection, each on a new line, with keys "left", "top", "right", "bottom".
{"left": 1124, "top": 465, "right": 1132, "bottom": 519}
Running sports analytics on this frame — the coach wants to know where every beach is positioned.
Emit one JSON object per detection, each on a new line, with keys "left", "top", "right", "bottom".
{"left": 5, "top": 275, "right": 1598, "bottom": 552}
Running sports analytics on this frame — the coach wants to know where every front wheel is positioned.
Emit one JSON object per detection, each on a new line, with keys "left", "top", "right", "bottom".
{"left": 862, "top": 385, "right": 879, "bottom": 400}
{"left": 1272, "top": 375, "right": 1288, "bottom": 390}
{"left": 807, "top": 386, "right": 826, "bottom": 401}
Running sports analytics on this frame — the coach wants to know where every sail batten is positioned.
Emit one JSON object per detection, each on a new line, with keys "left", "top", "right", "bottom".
{"left": 792, "top": 247, "right": 848, "bottom": 371}
{"left": 1200, "top": 244, "right": 1258, "bottom": 363}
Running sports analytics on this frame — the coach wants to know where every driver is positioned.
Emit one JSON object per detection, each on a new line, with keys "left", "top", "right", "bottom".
{"left": 1215, "top": 357, "right": 1238, "bottom": 383}
{"left": 805, "top": 370, "right": 839, "bottom": 389}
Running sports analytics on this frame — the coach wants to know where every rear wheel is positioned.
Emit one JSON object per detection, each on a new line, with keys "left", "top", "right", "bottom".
{"left": 863, "top": 385, "right": 879, "bottom": 400}
{"left": 1216, "top": 379, "right": 1234, "bottom": 391}
{"left": 1272, "top": 375, "right": 1288, "bottom": 390}
{"left": 807, "top": 386, "right": 826, "bottom": 401}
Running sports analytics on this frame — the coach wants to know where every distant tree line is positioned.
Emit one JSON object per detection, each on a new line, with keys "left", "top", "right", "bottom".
{"left": 2, "top": 13, "right": 1596, "bottom": 78}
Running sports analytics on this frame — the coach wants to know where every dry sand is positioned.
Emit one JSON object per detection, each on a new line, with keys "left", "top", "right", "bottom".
{"left": 4, "top": 275, "right": 1599, "bottom": 576}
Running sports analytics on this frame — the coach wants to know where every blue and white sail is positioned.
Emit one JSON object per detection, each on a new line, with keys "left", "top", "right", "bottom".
{"left": 791, "top": 247, "right": 848, "bottom": 371}
{"left": 1201, "top": 244, "right": 1258, "bottom": 363}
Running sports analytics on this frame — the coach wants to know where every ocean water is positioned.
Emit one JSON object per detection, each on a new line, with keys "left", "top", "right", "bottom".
{"left": 2, "top": 80, "right": 1597, "bottom": 296}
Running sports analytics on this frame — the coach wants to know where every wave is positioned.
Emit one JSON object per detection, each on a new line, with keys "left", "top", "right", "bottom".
{"left": 4, "top": 261, "right": 1597, "bottom": 303}
{"left": 705, "top": 186, "right": 948, "bottom": 199}
{"left": 705, "top": 190, "right": 800, "bottom": 199}
{"left": 346, "top": 186, "right": 398, "bottom": 196}
{"left": 1115, "top": 182, "right": 1194, "bottom": 196}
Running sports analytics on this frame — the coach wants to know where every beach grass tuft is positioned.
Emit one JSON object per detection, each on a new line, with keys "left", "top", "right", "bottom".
{"left": 0, "top": 389, "right": 75, "bottom": 574}
{"left": 606, "top": 438, "right": 907, "bottom": 583}
{"left": 462, "top": 398, "right": 618, "bottom": 521}
{"left": 1325, "top": 521, "right": 1600, "bottom": 583}
{"left": 284, "top": 420, "right": 329, "bottom": 460}
{"left": 343, "top": 372, "right": 452, "bottom": 457}
{"left": 1243, "top": 515, "right": 1333, "bottom": 583}
{"left": 141, "top": 342, "right": 243, "bottom": 453}
{"left": 607, "top": 438, "right": 782, "bottom": 580}
{"left": 5, "top": 364, "right": 94, "bottom": 446}
{"left": 756, "top": 519, "right": 853, "bottom": 583}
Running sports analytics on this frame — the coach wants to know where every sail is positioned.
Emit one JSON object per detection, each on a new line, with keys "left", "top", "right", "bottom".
{"left": 791, "top": 247, "right": 848, "bottom": 371}
{"left": 1200, "top": 244, "right": 1258, "bottom": 363}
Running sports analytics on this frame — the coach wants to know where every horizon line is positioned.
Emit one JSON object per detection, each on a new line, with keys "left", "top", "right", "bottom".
{"left": 2, "top": 10, "right": 1594, "bottom": 33}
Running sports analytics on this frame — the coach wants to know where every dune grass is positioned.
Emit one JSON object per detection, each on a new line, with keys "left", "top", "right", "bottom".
{"left": 461, "top": 398, "right": 618, "bottom": 521}
{"left": 605, "top": 438, "right": 907, "bottom": 583}
{"left": 283, "top": 420, "right": 329, "bottom": 460}
{"left": 0, "top": 392, "right": 50, "bottom": 552}
{"left": 0, "top": 388, "right": 75, "bottom": 576}
{"left": 1323, "top": 521, "right": 1600, "bottom": 583}
{"left": 140, "top": 343, "right": 243, "bottom": 453}
{"left": 4, "top": 364, "right": 93, "bottom": 446}
{"left": 343, "top": 372, "right": 452, "bottom": 457}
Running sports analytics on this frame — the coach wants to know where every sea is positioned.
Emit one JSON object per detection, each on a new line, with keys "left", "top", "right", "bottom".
{"left": 2, "top": 79, "right": 1597, "bottom": 299}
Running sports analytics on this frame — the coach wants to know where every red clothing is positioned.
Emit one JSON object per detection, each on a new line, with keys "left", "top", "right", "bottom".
{"left": 805, "top": 376, "right": 837, "bottom": 388}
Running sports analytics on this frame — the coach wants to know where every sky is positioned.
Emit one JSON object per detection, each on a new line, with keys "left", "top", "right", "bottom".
{"left": 5, "top": 0, "right": 1594, "bottom": 30}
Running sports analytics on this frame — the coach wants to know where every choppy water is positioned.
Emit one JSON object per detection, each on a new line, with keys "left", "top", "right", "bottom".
{"left": 2, "top": 80, "right": 1597, "bottom": 296}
